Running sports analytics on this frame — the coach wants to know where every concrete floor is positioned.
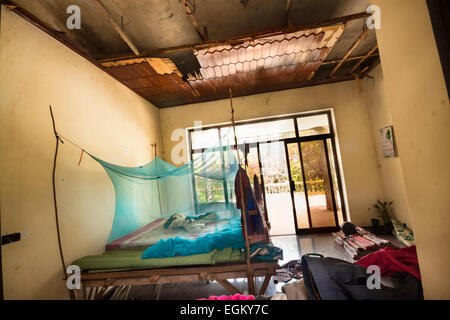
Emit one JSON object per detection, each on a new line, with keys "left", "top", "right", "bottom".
{"left": 128, "top": 234, "right": 352, "bottom": 300}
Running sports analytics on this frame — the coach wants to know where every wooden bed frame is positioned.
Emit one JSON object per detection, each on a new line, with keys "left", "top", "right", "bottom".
{"left": 71, "top": 260, "right": 279, "bottom": 300}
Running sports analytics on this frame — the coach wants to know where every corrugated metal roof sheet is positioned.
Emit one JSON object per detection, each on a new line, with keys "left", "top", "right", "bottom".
{"left": 189, "top": 60, "right": 324, "bottom": 99}
{"left": 101, "top": 25, "right": 344, "bottom": 108}
{"left": 193, "top": 26, "right": 343, "bottom": 80}
{"left": 104, "top": 61, "right": 199, "bottom": 107}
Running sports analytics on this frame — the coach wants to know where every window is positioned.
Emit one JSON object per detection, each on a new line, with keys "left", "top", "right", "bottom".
{"left": 297, "top": 114, "right": 330, "bottom": 137}
{"left": 191, "top": 127, "right": 219, "bottom": 150}
{"left": 220, "top": 118, "right": 296, "bottom": 145}
{"left": 188, "top": 110, "right": 348, "bottom": 231}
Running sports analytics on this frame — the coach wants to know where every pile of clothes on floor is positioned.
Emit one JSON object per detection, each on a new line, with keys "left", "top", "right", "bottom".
{"left": 197, "top": 240, "right": 422, "bottom": 300}
{"left": 274, "top": 260, "right": 303, "bottom": 283}
{"left": 271, "top": 219, "right": 423, "bottom": 300}
{"left": 332, "top": 225, "right": 391, "bottom": 260}
{"left": 270, "top": 244, "right": 422, "bottom": 300}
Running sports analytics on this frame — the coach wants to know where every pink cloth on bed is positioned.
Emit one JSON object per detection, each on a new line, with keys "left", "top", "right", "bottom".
{"left": 198, "top": 294, "right": 255, "bottom": 300}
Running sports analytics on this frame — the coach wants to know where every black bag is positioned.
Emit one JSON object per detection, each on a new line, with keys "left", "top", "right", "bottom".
{"left": 301, "top": 253, "right": 423, "bottom": 300}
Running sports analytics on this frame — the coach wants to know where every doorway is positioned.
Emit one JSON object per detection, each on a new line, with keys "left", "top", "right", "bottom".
{"left": 285, "top": 138, "right": 341, "bottom": 234}
{"left": 188, "top": 110, "right": 347, "bottom": 235}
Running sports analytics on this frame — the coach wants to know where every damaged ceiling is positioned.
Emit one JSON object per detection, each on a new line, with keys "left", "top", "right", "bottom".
{"left": 4, "top": 0, "right": 380, "bottom": 108}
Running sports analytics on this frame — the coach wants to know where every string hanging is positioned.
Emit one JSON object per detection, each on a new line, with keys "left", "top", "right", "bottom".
{"left": 78, "top": 150, "right": 84, "bottom": 167}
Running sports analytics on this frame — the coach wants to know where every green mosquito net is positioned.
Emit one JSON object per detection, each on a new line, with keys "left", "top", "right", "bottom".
{"left": 91, "top": 131, "right": 241, "bottom": 244}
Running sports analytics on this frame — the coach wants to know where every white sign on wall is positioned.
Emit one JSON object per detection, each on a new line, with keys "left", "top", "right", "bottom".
{"left": 380, "top": 126, "right": 396, "bottom": 158}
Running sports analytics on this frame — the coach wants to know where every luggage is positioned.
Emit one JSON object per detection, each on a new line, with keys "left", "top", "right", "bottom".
{"left": 301, "top": 253, "right": 423, "bottom": 300}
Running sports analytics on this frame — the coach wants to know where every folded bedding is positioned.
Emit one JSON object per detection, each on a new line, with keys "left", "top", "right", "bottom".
{"left": 72, "top": 247, "right": 245, "bottom": 272}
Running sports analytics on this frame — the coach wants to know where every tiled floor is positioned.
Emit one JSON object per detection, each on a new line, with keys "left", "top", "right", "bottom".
{"left": 129, "top": 234, "right": 351, "bottom": 300}
{"left": 266, "top": 194, "right": 338, "bottom": 234}
{"left": 272, "top": 234, "right": 353, "bottom": 264}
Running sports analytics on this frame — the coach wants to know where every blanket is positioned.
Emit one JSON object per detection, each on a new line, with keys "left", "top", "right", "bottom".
{"left": 106, "top": 217, "right": 230, "bottom": 251}
{"left": 142, "top": 225, "right": 245, "bottom": 259}
{"left": 356, "top": 245, "right": 421, "bottom": 280}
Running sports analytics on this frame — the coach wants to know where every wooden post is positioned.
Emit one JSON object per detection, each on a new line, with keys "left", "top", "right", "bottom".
{"left": 49, "top": 106, "right": 75, "bottom": 299}
{"left": 49, "top": 106, "right": 67, "bottom": 275}
{"left": 229, "top": 89, "right": 255, "bottom": 295}
{"left": 151, "top": 142, "right": 157, "bottom": 159}
{"left": 0, "top": 0, "right": 2, "bottom": 292}
{"left": 0, "top": 196, "right": 3, "bottom": 300}
{"left": 150, "top": 142, "right": 163, "bottom": 216}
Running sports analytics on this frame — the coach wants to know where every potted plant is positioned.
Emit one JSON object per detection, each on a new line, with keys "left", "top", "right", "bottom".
{"left": 373, "top": 200, "right": 394, "bottom": 234}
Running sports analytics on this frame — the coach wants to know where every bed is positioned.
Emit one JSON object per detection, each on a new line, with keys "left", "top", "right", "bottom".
{"left": 66, "top": 152, "right": 275, "bottom": 300}
{"left": 74, "top": 247, "right": 245, "bottom": 271}
{"left": 70, "top": 248, "right": 278, "bottom": 300}
{"left": 105, "top": 217, "right": 231, "bottom": 251}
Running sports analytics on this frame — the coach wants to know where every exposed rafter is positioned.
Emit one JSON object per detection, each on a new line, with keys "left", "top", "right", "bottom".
{"left": 100, "top": 11, "right": 372, "bottom": 63}
{"left": 349, "top": 44, "right": 378, "bottom": 74}
{"left": 180, "top": 0, "right": 207, "bottom": 41}
{"left": 360, "top": 58, "right": 381, "bottom": 78}
{"left": 240, "top": 0, "right": 249, "bottom": 8}
{"left": 2, "top": 0, "right": 379, "bottom": 108}
{"left": 329, "top": 27, "right": 370, "bottom": 78}
{"left": 322, "top": 52, "right": 379, "bottom": 65}
{"left": 91, "top": 0, "right": 140, "bottom": 55}
{"left": 283, "top": 0, "right": 293, "bottom": 27}
{"left": 185, "top": 75, "right": 357, "bottom": 108}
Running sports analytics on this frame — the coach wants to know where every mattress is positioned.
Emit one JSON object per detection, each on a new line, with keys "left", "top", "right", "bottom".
{"left": 72, "top": 247, "right": 245, "bottom": 273}
{"left": 106, "top": 217, "right": 231, "bottom": 251}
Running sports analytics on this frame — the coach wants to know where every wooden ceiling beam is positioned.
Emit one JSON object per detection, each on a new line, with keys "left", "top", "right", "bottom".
{"left": 349, "top": 44, "right": 378, "bottom": 74}
{"left": 99, "top": 11, "right": 372, "bottom": 63}
{"left": 360, "top": 58, "right": 381, "bottom": 78}
{"left": 91, "top": 0, "right": 140, "bottom": 55}
{"left": 180, "top": 0, "right": 207, "bottom": 41}
{"left": 283, "top": 0, "right": 293, "bottom": 27}
{"left": 329, "top": 27, "right": 370, "bottom": 78}
{"left": 322, "top": 52, "right": 379, "bottom": 65}
{"left": 167, "top": 74, "right": 357, "bottom": 108}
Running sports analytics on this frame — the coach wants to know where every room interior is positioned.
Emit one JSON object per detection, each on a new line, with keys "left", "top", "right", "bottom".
{"left": 0, "top": 0, "right": 448, "bottom": 300}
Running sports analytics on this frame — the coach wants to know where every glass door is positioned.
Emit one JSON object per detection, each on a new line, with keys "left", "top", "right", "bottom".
{"left": 285, "top": 143, "right": 309, "bottom": 230}
{"left": 285, "top": 139, "right": 340, "bottom": 233}
{"left": 260, "top": 141, "right": 296, "bottom": 235}
{"left": 188, "top": 110, "right": 348, "bottom": 235}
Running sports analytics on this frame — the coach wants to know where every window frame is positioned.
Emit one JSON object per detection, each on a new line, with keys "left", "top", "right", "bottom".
{"left": 187, "top": 110, "right": 347, "bottom": 224}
